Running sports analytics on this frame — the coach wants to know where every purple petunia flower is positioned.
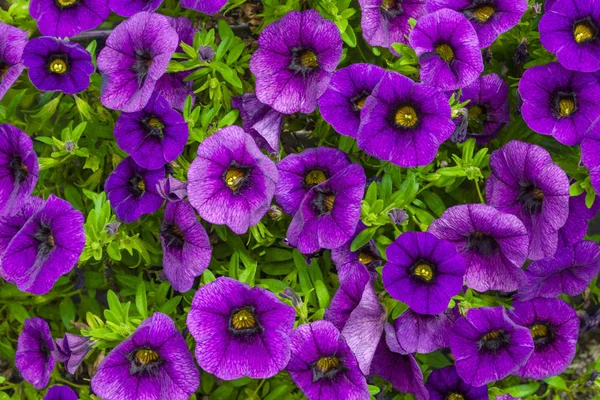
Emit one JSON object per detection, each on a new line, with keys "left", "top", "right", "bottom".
{"left": 508, "top": 298, "right": 578, "bottom": 379}
{"left": 180, "top": 0, "right": 225, "bottom": 14}
{"left": 286, "top": 163, "right": 365, "bottom": 254}
{"left": 559, "top": 192, "right": 600, "bottom": 247}
{"left": 371, "top": 323, "right": 429, "bottom": 400}
{"left": 358, "top": 0, "right": 426, "bottom": 52}
{"left": 109, "top": 0, "right": 163, "bottom": 17}
{"left": 44, "top": 386, "right": 78, "bottom": 400}
{"left": 275, "top": 146, "right": 351, "bottom": 216}
{"left": 517, "top": 240, "right": 600, "bottom": 300}
{"left": 160, "top": 200, "right": 211, "bottom": 292}
{"left": 114, "top": 93, "right": 188, "bottom": 170}
{"left": 97, "top": 12, "right": 179, "bottom": 112}
{"left": 0, "top": 197, "right": 43, "bottom": 259}
{"left": 318, "top": 63, "right": 386, "bottom": 138}
{"left": 0, "top": 195, "right": 85, "bottom": 295}
{"left": 331, "top": 223, "right": 382, "bottom": 283}
{"left": 426, "top": 365, "right": 488, "bottom": 400}
{"left": 428, "top": 204, "right": 529, "bottom": 292}
{"left": 105, "top": 157, "right": 166, "bottom": 223}
{"left": 154, "top": 17, "right": 198, "bottom": 110}
{"left": 187, "top": 277, "right": 295, "bottom": 379}
{"left": 187, "top": 126, "right": 278, "bottom": 235}
{"left": 22, "top": 37, "right": 94, "bottom": 95}
{"left": 357, "top": 71, "right": 455, "bottom": 167}
{"left": 91, "top": 312, "right": 199, "bottom": 400}
{"left": 52, "top": 333, "right": 93, "bottom": 374}
{"left": 15, "top": 318, "right": 55, "bottom": 390}
{"left": 394, "top": 308, "right": 457, "bottom": 354}
{"left": 519, "top": 63, "right": 600, "bottom": 145}
{"left": 539, "top": 0, "right": 600, "bottom": 72}
{"left": 382, "top": 231, "right": 465, "bottom": 315}
{"left": 427, "top": 0, "right": 528, "bottom": 48}
{"left": 325, "top": 263, "right": 373, "bottom": 331}
{"left": 0, "top": 124, "right": 39, "bottom": 215}
{"left": 582, "top": 121, "right": 600, "bottom": 193}
{"left": 0, "top": 23, "right": 27, "bottom": 101}
{"left": 454, "top": 73, "right": 510, "bottom": 143}
{"left": 486, "top": 140, "right": 570, "bottom": 260}
{"left": 450, "top": 306, "right": 534, "bottom": 387}
{"left": 286, "top": 320, "right": 370, "bottom": 400}
{"left": 250, "top": 10, "right": 343, "bottom": 114}
{"left": 29, "top": 0, "right": 109, "bottom": 38}
{"left": 232, "top": 93, "right": 284, "bottom": 153}
{"left": 157, "top": 176, "right": 187, "bottom": 202}
{"left": 409, "top": 9, "right": 483, "bottom": 91}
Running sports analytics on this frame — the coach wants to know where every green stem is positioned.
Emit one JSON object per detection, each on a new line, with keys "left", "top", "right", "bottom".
{"left": 474, "top": 179, "right": 485, "bottom": 204}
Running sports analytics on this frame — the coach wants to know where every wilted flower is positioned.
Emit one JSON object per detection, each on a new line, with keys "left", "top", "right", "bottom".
{"left": 232, "top": 93, "right": 284, "bottom": 153}
{"left": 188, "top": 126, "right": 278, "bottom": 234}
{"left": 198, "top": 45, "right": 215, "bottom": 62}
{"left": 0, "top": 23, "right": 27, "bottom": 101}
{"left": 44, "top": 386, "right": 78, "bottom": 400}
{"left": 52, "top": 333, "right": 93, "bottom": 374}
{"left": 29, "top": 0, "right": 109, "bottom": 38}
{"left": 156, "top": 176, "right": 187, "bottom": 202}
{"left": 395, "top": 309, "right": 457, "bottom": 354}
{"left": 91, "top": 313, "right": 199, "bottom": 400}
{"left": 514, "top": 38, "right": 529, "bottom": 65}
{"left": 508, "top": 298, "right": 579, "bottom": 379}
{"left": 450, "top": 306, "right": 534, "bottom": 386}
{"left": 409, "top": 9, "right": 483, "bottom": 91}
{"left": 486, "top": 140, "right": 570, "bottom": 260}
{"left": 357, "top": 71, "right": 454, "bottom": 167}
{"left": 97, "top": 12, "right": 178, "bottom": 112}
{"left": 389, "top": 208, "right": 408, "bottom": 225}
{"left": 109, "top": 0, "right": 163, "bottom": 17}
{"left": 426, "top": 365, "right": 488, "bottom": 400}
{"left": 250, "top": 10, "right": 343, "bottom": 114}
{"left": 187, "top": 277, "right": 295, "bottom": 379}
{"left": 15, "top": 318, "right": 55, "bottom": 389}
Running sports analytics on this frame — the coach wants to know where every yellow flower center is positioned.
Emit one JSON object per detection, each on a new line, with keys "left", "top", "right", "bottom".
{"left": 531, "top": 187, "right": 544, "bottom": 200}
{"left": 136, "top": 179, "right": 146, "bottom": 192}
{"left": 395, "top": 105, "right": 418, "bottom": 128}
{"left": 530, "top": 324, "right": 549, "bottom": 339}
{"left": 47, "top": 234, "right": 55, "bottom": 248}
{"left": 380, "top": 0, "right": 395, "bottom": 11}
{"left": 354, "top": 96, "right": 367, "bottom": 110}
{"left": 482, "top": 330, "right": 502, "bottom": 341}
{"left": 135, "top": 349, "right": 160, "bottom": 365}
{"left": 225, "top": 167, "right": 246, "bottom": 191}
{"left": 358, "top": 251, "right": 373, "bottom": 265}
{"left": 315, "top": 356, "right": 340, "bottom": 373}
{"left": 148, "top": 117, "right": 164, "bottom": 129}
{"left": 324, "top": 194, "right": 336, "bottom": 212}
{"left": 304, "top": 169, "right": 327, "bottom": 186}
{"left": 574, "top": 22, "right": 595, "bottom": 43}
{"left": 413, "top": 263, "right": 433, "bottom": 281}
{"left": 49, "top": 58, "right": 68, "bottom": 74}
{"left": 435, "top": 44, "right": 455, "bottom": 62}
{"left": 299, "top": 50, "right": 318, "bottom": 68}
{"left": 473, "top": 5, "right": 495, "bottom": 23}
{"left": 468, "top": 105, "right": 484, "bottom": 120}
{"left": 448, "top": 394, "right": 465, "bottom": 400}
{"left": 558, "top": 97, "right": 576, "bottom": 117}
{"left": 231, "top": 309, "right": 257, "bottom": 330}
{"left": 56, "top": 0, "right": 78, "bottom": 6}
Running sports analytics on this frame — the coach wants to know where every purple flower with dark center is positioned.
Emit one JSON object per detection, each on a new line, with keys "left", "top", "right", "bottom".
{"left": 44, "top": 386, "right": 78, "bottom": 400}
{"left": 539, "top": 0, "right": 600, "bottom": 72}
{"left": 559, "top": 192, "right": 600, "bottom": 247}
{"left": 426, "top": 365, "right": 488, "bottom": 400}
{"left": 15, "top": 318, "right": 55, "bottom": 390}
{"left": 382, "top": 231, "right": 465, "bottom": 315}
{"left": 180, "top": 0, "right": 226, "bottom": 14}
{"left": 97, "top": 12, "right": 178, "bottom": 112}
{"left": 109, "top": 0, "right": 163, "bottom": 17}
{"left": 427, "top": 0, "right": 528, "bottom": 48}
{"left": 508, "top": 298, "right": 578, "bottom": 379}
{"left": 331, "top": 223, "right": 382, "bottom": 283}
{"left": 371, "top": 323, "right": 429, "bottom": 400}
{"left": 519, "top": 63, "right": 600, "bottom": 145}
{"left": 582, "top": 120, "right": 600, "bottom": 192}
{"left": 286, "top": 320, "right": 370, "bottom": 400}
{"left": 187, "top": 126, "right": 278, "bottom": 235}
{"left": 517, "top": 240, "right": 600, "bottom": 300}
{"left": 358, "top": 0, "right": 426, "bottom": 52}
{"left": 275, "top": 146, "right": 351, "bottom": 216}
{"left": 409, "top": 9, "right": 483, "bottom": 91}
{"left": 286, "top": 163, "right": 365, "bottom": 254}
{"left": 91, "top": 312, "right": 199, "bottom": 400}
{"left": 428, "top": 204, "right": 529, "bottom": 292}
{"left": 0, "top": 124, "right": 39, "bottom": 215}
{"left": 450, "top": 306, "right": 534, "bottom": 386}
{"left": 187, "top": 277, "right": 295, "bottom": 379}
{"left": 454, "top": 73, "right": 510, "bottom": 143}
{"left": 318, "top": 63, "right": 386, "bottom": 138}
{"left": 22, "top": 37, "right": 94, "bottom": 95}
{"left": 114, "top": 93, "right": 188, "bottom": 170}
{"left": 157, "top": 176, "right": 187, "bottom": 202}
{"left": 154, "top": 17, "right": 198, "bottom": 110}
{"left": 486, "top": 140, "right": 570, "bottom": 260}
{"left": 0, "top": 23, "right": 27, "bottom": 101}
{"left": 0, "top": 195, "right": 85, "bottom": 295}
{"left": 357, "top": 71, "right": 454, "bottom": 167}
{"left": 160, "top": 200, "right": 211, "bottom": 292}
{"left": 250, "top": 10, "right": 343, "bottom": 114}
{"left": 394, "top": 308, "right": 458, "bottom": 354}
{"left": 232, "top": 93, "right": 284, "bottom": 153}
{"left": 51, "top": 333, "right": 93, "bottom": 374}
{"left": 29, "top": 0, "right": 109, "bottom": 38}
{"left": 105, "top": 157, "right": 166, "bottom": 223}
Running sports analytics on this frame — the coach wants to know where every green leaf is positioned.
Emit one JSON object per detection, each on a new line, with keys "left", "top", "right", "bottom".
{"left": 135, "top": 280, "right": 148, "bottom": 319}
{"left": 350, "top": 227, "right": 376, "bottom": 252}
{"left": 59, "top": 297, "right": 75, "bottom": 328}
{"left": 586, "top": 190, "right": 596, "bottom": 208}
{"left": 365, "top": 182, "right": 378, "bottom": 205}
{"left": 159, "top": 296, "right": 182, "bottom": 315}
{"left": 570, "top": 182, "right": 585, "bottom": 196}
{"left": 8, "top": 303, "right": 30, "bottom": 324}
{"left": 504, "top": 383, "right": 541, "bottom": 398}
{"left": 314, "top": 280, "right": 330, "bottom": 309}
{"left": 543, "top": 376, "right": 568, "bottom": 390}
{"left": 421, "top": 191, "right": 446, "bottom": 217}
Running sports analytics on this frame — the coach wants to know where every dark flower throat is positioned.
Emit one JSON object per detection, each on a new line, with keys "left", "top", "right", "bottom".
{"left": 127, "top": 347, "right": 163, "bottom": 375}
{"left": 128, "top": 174, "right": 146, "bottom": 198}
{"left": 47, "top": 54, "right": 70, "bottom": 75}
{"left": 552, "top": 91, "right": 577, "bottom": 118}
{"left": 9, "top": 153, "right": 29, "bottom": 184}
{"left": 289, "top": 47, "right": 319, "bottom": 74}
{"left": 0, "top": 61, "right": 8, "bottom": 80}
{"left": 573, "top": 18, "right": 598, "bottom": 44}
{"left": 54, "top": 0, "right": 80, "bottom": 9}
{"left": 410, "top": 260, "right": 435, "bottom": 283}
{"left": 34, "top": 223, "right": 56, "bottom": 258}
{"left": 161, "top": 223, "right": 185, "bottom": 248}
{"left": 223, "top": 163, "right": 250, "bottom": 193}
{"left": 518, "top": 182, "right": 544, "bottom": 214}
{"left": 133, "top": 50, "right": 153, "bottom": 83}
{"left": 466, "top": 231, "right": 499, "bottom": 256}
{"left": 228, "top": 306, "right": 263, "bottom": 336}
{"left": 380, "top": 0, "right": 403, "bottom": 19}
{"left": 312, "top": 188, "right": 336, "bottom": 215}
{"left": 143, "top": 116, "right": 165, "bottom": 139}
{"left": 463, "top": 1, "right": 496, "bottom": 23}
{"left": 530, "top": 323, "right": 554, "bottom": 347}
{"left": 478, "top": 329, "right": 510, "bottom": 353}
{"left": 311, "top": 356, "right": 344, "bottom": 382}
